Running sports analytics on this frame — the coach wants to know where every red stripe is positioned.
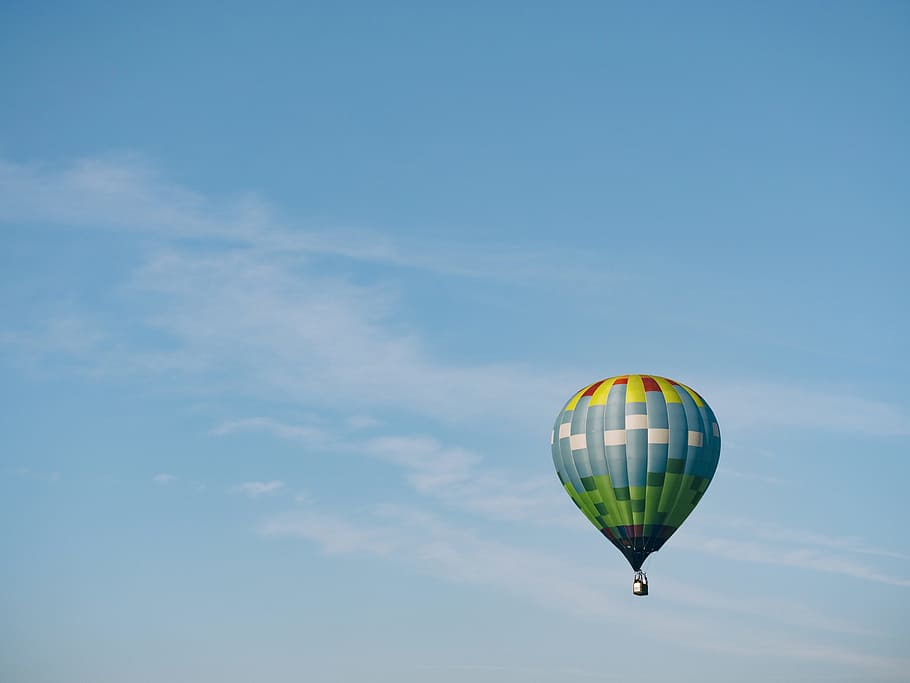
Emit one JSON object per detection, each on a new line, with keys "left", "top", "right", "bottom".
{"left": 613, "top": 376, "right": 629, "bottom": 385}
{"left": 642, "top": 376, "right": 660, "bottom": 392}
{"left": 582, "top": 380, "right": 605, "bottom": 397}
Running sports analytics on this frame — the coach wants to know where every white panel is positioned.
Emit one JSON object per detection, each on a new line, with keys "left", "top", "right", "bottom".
{"left": 550, "top": 430, "right": 555, "bottom": 445}
{"left": 688, "top": 431, "right": 704, "bottom": 447}
{"left": 625, "top": 414, "right": 648, "bottom": 430}
{"left": 558, "top": 422, "right": 571, "bottom": 439}
{"left": 569, "top": 433, "right": 587, "bottom": 451}
{"left": 604, "top": 429, "right": 627, "bottom": 446}
{"left": 648, "top": 428, "right": 670, "bottom": 444}
{"left": 712, "top": 422, "right": 720, "bottom": 437}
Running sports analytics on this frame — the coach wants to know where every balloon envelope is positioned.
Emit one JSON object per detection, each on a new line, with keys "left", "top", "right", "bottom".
{"left": 551, "top": 374, "right": 721, "bottom": 570}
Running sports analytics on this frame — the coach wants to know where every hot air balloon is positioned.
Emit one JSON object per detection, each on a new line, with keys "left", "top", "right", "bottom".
{"left": 551, "top": 374, "right": 721, "bottom": 595}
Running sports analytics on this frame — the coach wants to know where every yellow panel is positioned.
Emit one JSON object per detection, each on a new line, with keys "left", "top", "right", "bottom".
{"left": 625, "top": 374, "right": 646, "bottom": 403}
{"left": 589, "top": 376, "right": 620, "bottom": 406}
{"left": 655, "top": 376, "right": 682, "bottom": 403}
{"left": 564, "top": 385, "right": 591, "bottom": 411}
{"left": 678, "top": 382, "right": 705, "bottom": 407}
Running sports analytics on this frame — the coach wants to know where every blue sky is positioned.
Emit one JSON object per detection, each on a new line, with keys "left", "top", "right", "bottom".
{"left": 1, "top": 2, "right": 909, "bottom": 681}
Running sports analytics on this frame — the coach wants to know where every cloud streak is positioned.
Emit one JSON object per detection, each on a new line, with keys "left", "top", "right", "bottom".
{"left": 703, "top": 379, "right": 910, "bottom": 437}
{"left": 0, "top": 156, "right": 609, "bottom": 285}
{"left": 211, "top": 415, "right": 572, "bottom": 525}
{"left": 211, "top": 417, "right": 325, "bottom": 443}
{"left": 261, "top": 504, "right": 908, "bottom": 678}
{"left": 213, "top": 413, "right": 909, "bottom": 587}
{"left": 704, "top": 517, "right": 910, "bottom": 562}
{"left": 675, "top": 532, "right": 910, "bottom": 587}
{"left": 232, "top": 481, "right": 286, "bottom": 498}
{"left": 3, "top": 156, "right": 909, "bottom": 437}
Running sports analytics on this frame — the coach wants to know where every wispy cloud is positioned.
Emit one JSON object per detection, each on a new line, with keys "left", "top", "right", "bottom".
{"left": 212, "top": 415, "right": 570, "bottom": 525}
{"left": 702, "top": 379, "right": 910, "bottom": 437}
{"left": 212, "top": 413, "right": 910, "bottom": 586}
{"left": 676, "top": 532, "right": 910, "bottom": 587}
{"left": 261, "top": 504, "right": 907, "bottom": 677}
{"left": 232, "top": 480, "right": 285, "bottom": 498}
{"left": 361, "top": 434, "right": 573, "bottom": 524}
{"left": 360, "top": 435, "right": 480, "bottom": 493}
{"left": 128, "top": 247, "right": 567, "bottom": 423}
{"left": 706, "top": 517, "right": 910, "bottom": 562}
{"left": 261, "top": 505, "right": 624, "bottom": 618}
{"left": 211, "top": 412, "right": 910, "bottom": 590}
{"left": 0, "top": 156, "right": 278, "bottom": 244}
{"left": 4, "top": 246, "right": 569, "bottom": 424}
{"left": 0, "top": 156, "right": 609, "bottom": 285}
{"left": 152, "top": 473, "right": 177, "bottom": 485}
{"left": 261, "top": 511, "right": 398, "bottom": 556}
{"left": 210, "top": 417, "right": 325, "bottom": 443}
{"left": 4, "top": 156, "right": 909, "bottom": 437}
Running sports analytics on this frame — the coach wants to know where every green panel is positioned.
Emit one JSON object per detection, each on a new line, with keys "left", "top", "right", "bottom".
{"left": 592, "top": 474, "right": 629, "bottom": 528}
{"left": 583, "top": 486, "right": 603, "bottom": 503}
{"left": 664, "top": 474, "right": 711, "bottom": 528}
{"left": 630, "top": 486, "right": 646, "bottom": 526}
{"left": 667, "top": 458, "right": 685, "bottom": 474}
{"left": 658, "top": 471, "right": 683, "bottom": 513}
{"left": 643, "top": 485, "right": 662, "bottom": 527}
{"left": 646, "top": 472, "right": 666, "bottom": 486}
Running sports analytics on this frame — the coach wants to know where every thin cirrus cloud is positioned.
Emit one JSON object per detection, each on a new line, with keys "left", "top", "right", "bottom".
{"left": 0, "top": 156, "right": 608, "bottom": 285}
{"left": 231, "top": 480, "right": 286, "bottom": 498}
{"left": 213, "top": 414, "right": 908, "bottom": 587}
{"left": 0, "top": 156, "right": 284, "bottom": 243}
{"left": 5, "top": 153, "right": 908, "bottom": 589}
{"left": 2, "top": 155, "right": 908, "bottom": 436}
{"left": 4, "top": 242, "right": 570, "bottom": 424}
{"left": 210, "top": 415, "right": 569, "bottom": 525}
{"left": 127, "top": 246, "right": 569, "bottom": 424}
{"left": 99, "top": 242, "right": 910, "bottom": 435}
{"left": 674, "top": 533, "right": 910, "bottom": 587}
{"left": 701, "top": 379, "right": 910, "bottom": 438}
{"left": 260, "top": 504, "right": 906, "bottom": 677}
{"left": 704, "top": 517, "right": 910, "bottom": 562}
{"left": 359, "top": 434, "right": 569, "bottom": 524}
{"left": 210, "top": 417, "right": 326, "bottom": 443}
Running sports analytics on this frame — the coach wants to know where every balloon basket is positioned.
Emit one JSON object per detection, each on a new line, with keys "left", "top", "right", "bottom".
{"left": 632, "top": 571, "right": 648, "bottom": 596}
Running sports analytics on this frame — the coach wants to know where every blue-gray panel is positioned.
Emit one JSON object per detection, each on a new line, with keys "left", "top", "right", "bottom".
{"left": 647, "top": 442, "right": 669, "bottom": 474}
{"left": 570, "top": 397, "right": 594, "bottom": 479}
{"left": 626, "top": 428, "right": 648, "bottom": 489}
{"left": 666, "top": 403, "right": 688, "bottom": 463}
{"left": 677, "top": 389, "right": 705, "bottom": 477}
{"left": 604, "top": 384, "right": 627, "bottom": 429}
{"left": 584, "top": 403, "right": 609, "bottom": 477}
{"left": 645, "top": 392, "right": 669, "bottom": 428}
{"left": 625, "top": 401, "right": 648, "bottom": 416}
